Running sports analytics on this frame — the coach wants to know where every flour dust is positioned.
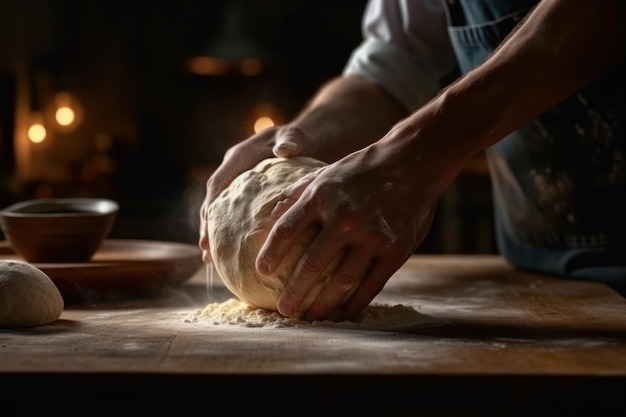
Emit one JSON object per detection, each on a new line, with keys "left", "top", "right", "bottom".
{"left": 184, "top": 298, "right": 441, "bottom": 331}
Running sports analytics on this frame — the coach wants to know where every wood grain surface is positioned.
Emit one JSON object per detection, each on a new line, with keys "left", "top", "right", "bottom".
{"left": 2, "top": 255, "right": 625, "bottom": 415}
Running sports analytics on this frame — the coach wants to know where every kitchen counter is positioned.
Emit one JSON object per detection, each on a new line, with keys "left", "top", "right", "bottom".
{"left": 2, "top": 255, "right": 626, "bottom": 415}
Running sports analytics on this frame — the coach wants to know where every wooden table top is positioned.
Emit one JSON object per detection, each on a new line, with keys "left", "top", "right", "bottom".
{"left": 2, "top": 254, "right": 626, "bottom": 415}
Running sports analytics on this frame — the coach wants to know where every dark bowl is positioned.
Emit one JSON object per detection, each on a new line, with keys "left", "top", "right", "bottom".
{"left": 0, "top": 198, "right": 119, "bottom": 263}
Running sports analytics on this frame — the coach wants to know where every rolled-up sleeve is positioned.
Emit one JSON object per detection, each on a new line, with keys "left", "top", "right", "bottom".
{"left": 343, "top": 0, "right": 457, "bottom": 111}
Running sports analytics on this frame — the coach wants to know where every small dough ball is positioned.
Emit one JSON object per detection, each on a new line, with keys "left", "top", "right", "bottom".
{"left": 208, "top": 157, "right": 341, "bottom": 312}
{"left": 0, "top": 260, "right": 64, "bottom": 328}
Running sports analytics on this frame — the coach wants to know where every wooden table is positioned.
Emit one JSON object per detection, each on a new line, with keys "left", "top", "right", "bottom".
{"left": 2, "top": 255, "right": 626, "bottom": 416}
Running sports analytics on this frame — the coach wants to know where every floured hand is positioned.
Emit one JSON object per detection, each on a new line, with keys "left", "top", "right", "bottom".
{"left": 255, "top": 139, "right": 445, "bottom": 321}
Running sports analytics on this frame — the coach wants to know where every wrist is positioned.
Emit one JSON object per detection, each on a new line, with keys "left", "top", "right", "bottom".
{"left": 379, "top": 96, "right": 484, "bottom": 193}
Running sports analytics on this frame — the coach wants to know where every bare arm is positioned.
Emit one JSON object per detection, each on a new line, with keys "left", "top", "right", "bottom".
{"left": 399, "top": 0, "right": 626, "bottom": 180}
{"left": 199, "top": 70, "right": 408, "bottom": 263}
{"left": 277, "top": 75, "right": 409, "bottom": 163}
{"left": 258, "top": 0, "right": 626, "bottom": 321}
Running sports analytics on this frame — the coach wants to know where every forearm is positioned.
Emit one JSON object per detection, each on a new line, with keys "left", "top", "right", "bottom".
{"left": 388, "top": 0, "right": 626, "bottom": 187}
{"left": 460, "top": 0, "right": 626, "bottom": 149}
{"left": 290, "top": 75, "right": 409, "bottom": 163}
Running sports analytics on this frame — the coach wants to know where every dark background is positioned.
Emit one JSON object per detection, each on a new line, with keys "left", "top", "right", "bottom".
{"left": 0, "top": 0, "right": 494, "bottom": 253}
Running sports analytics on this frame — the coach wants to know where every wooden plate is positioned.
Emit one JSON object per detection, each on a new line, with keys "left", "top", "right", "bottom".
{"left": 0, "top": 239, "right": 203, "bottom": 302}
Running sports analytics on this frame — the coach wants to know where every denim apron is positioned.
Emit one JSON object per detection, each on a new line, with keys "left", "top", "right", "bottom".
{"left": 442, "top": 0, "right": 626, "bottom": 293}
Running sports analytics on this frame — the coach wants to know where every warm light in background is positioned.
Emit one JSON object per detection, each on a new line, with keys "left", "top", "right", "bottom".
{"left": 55, "top": 106, "right": 75, "bottom": 126}
{"left": 187, "top": 56, "right": 231, "bottom": 76}
{"left": 27, "top": 111, "right": 47, "bottom": 144}
{"left": 254, "top": 116, "right": 274, "bottom": 133}
{"left": 187, "top": 56, "right": 264, "bottom": 77}
{"left": 28, "top": 122, "right": 47, "bottom": 143}
{"left": 251, "top": 101, "right": 282, "bottom": 134}
{"left": 50, "top": 91, "right": 83, "bottom": 132}
{"left": 240, "top": 58, "right": 263, "bottom": 76}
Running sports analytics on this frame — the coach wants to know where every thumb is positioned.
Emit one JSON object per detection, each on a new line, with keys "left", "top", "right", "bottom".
{"left": 272, "top": 127, "right": 305, "bottom": 158}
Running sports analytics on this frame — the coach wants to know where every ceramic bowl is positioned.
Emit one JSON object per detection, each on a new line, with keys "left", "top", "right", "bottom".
{"left": 0, "top": 198, "right": 119, "bottom": 263}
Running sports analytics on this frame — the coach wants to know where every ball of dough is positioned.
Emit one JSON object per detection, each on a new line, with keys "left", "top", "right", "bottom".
{"left": 0, "top": 260, "right": 64, "bottom": 328}
{"left": 207, "top": 157, "right": 340, "bottom": 312}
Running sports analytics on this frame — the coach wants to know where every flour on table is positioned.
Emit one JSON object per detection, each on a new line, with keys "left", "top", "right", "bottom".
{"left": 184, "top": 298, "right": 440, "bottom": 330}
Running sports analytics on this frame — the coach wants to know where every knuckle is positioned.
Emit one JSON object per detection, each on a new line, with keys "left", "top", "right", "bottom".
{"left": 357, "top": 232, "right": 389, "bottom": 252}
{"left": 299, "top": 256, "right": 324, "bottom": 277}
{"left": 258, "top": 250, "right": 280, "bottom": 267}
{"left": 336, "top": 216, "right": 359, "bottom": 233}
{"left": 331, "top": 271, "right": 358, "bottom": 293}
{"left": 272, "top": 222, "right": 294, "bottom": 242}
{"left": 281, "top": 284, "right": 303, "bottom": 302}
{"left": 270, "top": 199, "right": 292, "bottom": 219}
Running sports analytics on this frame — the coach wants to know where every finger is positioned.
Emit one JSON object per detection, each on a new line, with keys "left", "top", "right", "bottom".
{"left": 198, "top": 219, "right": 208, "bottom": 250}
{"left": 206, "top": 175, "right": 233, "bottom": 204}
{"left": 273, "top": 127, "right": 305, "bottom": 158}
{"left": 255, "top": 180, "right": 311, "bottom": 275}
{"left": 270, "top": 197, "right": 296, "bottom": 220}
{"left": 276, "top": 232, "right": 347, "bottom": 317}
{"left": 198, "top": 199, "right": 212, "bottom": 263}
{"left": 269, "top": 182, "right": 307, "bottom": 220}
{"left": 339, "top": 258, "right": 401, "bottom": 321}
{"left": 269, "top": 174, "right": 315, "bottom": 220}
{"left": 305, "top": 248, "right": 375, "bottom": 322}
{"left": 207, "top": 132, "right": 275, "bottom": 202}
{"left": 273, "top": 138, "right": 300, "bottom": 158}
{"left": 256, "top": 199, "right": 315, "bottom": 272}
{"left": 199, "top": 222, "right": 212, "bottom": 263}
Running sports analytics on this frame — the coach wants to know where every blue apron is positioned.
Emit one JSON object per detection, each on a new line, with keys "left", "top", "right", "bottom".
{"left": 442, "top": 0, "right": 626, "bottom": 293}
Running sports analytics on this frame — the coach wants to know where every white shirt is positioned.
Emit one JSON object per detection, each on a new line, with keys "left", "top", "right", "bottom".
{"left": 343, "top": 0, "right": 457, "bottom": 111}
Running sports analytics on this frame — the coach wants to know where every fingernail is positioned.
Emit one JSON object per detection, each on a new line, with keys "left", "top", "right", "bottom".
{"left": 202, "top": 251, "right": 212, "bottom": 263}
{"left": 257, "top": 261, "right": 270, "bottom": 275}
{"left": 273, "top": 140, "right": 299, "bottom": 157}
{"left": 277, "top": 301, "right": 294, "bottom": 317}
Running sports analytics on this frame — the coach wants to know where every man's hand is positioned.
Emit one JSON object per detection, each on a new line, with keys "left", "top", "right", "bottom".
{"left": 255, "top": 139, "right": 444, "bottom": 321}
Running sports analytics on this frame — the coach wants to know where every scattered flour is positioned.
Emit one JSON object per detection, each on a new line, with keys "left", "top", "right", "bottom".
{"left": 184, "top": 298, "right": 439, "bottom": 331}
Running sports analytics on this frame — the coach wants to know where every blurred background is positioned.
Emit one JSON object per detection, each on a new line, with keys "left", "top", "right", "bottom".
{"left": 0, "top": 0, "right": 495, "bottom": 254}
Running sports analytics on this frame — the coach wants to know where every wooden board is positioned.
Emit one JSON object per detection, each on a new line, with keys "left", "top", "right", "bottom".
{"left": 0, "top": 239, "right": 203, "bottom": 300}
{"left": 2, "top": 254, "right": 626, "bottom": 374}
{"left": 2, "top": 255, "right": 626, "bottom": 414}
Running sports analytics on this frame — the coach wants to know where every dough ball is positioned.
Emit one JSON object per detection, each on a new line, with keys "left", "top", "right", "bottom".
{"left": 208, "top": 157, "right": 340, "bottom": 312}
{"left": 0, "top": 260, "right": 64, "bottom": 328}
